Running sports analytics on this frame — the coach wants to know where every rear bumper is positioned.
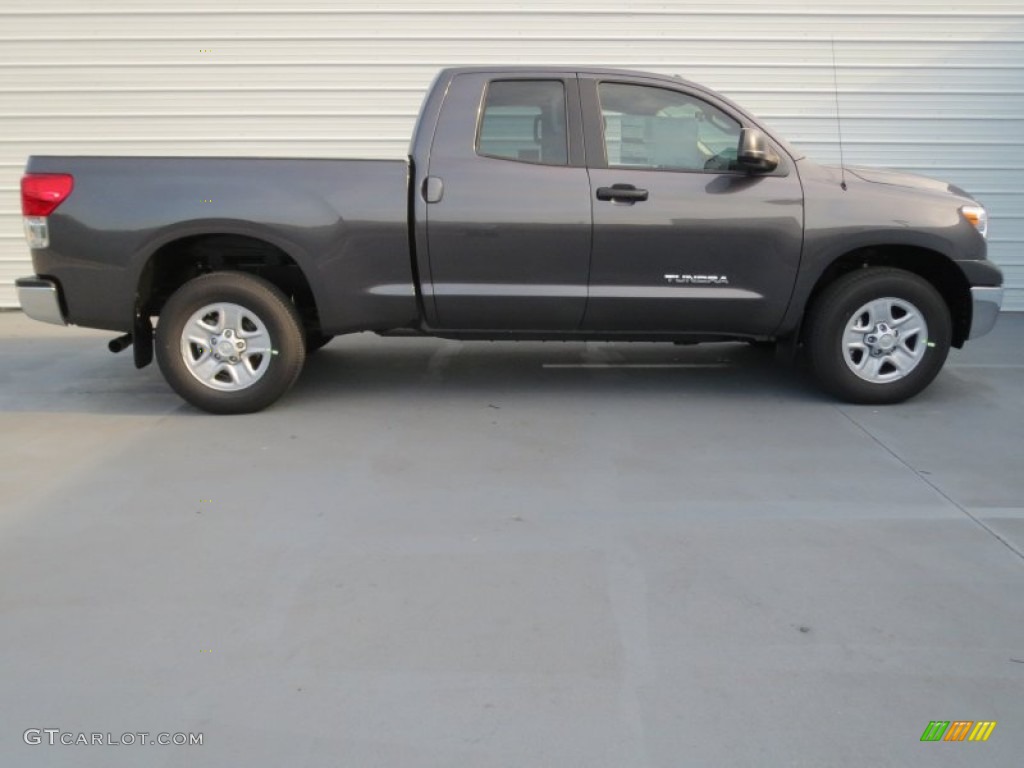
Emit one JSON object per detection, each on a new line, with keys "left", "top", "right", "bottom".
{"left": 969, "top": 286, "right": 1002, "bottom": 339}
{"left": 15, "top": 277, "right": 66, "bottom": 326}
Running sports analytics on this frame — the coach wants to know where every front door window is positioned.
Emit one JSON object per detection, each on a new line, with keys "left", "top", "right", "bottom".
{"left": 598, "top": 82, "right": 743, "bottom": 173}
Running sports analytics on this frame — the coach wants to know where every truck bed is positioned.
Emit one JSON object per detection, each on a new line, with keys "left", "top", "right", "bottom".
{"left": 25, "top": 155, "right": 416, "bottom": 333}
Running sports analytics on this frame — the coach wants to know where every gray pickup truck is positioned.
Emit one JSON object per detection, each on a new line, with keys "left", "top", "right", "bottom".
{"left": 17, "top": 67, "right": 1003, "bottom": 413}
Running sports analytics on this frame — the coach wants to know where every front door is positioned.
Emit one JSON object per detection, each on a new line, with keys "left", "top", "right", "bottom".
{"left": 424, "top": 73, "right": 592, "bottom": 330}
{"left": 581, "top": 79, "right": 804, "bottom": 335}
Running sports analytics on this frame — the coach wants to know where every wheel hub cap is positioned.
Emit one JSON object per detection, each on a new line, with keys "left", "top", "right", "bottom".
{"left": 180, "top": 303, "right": 273, "bottom": 391}
{"left": 215, "top": 338, "right": 238, "bottom": 358}
{"left": 865, "top": 322, "right": 899, "bottom": 354}
{"left": 842, "top": 298, "right": 929, "bottom": 384}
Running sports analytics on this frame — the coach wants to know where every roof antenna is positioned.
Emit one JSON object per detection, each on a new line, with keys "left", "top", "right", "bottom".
{"left": 830, "top": 36, "right": 848, "bottom": 191}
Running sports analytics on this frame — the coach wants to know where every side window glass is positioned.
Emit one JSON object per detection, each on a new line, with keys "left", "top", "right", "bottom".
{"left": 598, "top": 83, "right": 742, "bottom": 172}
{"left": 477, "top": 80, "right": 568, "bottom": 166}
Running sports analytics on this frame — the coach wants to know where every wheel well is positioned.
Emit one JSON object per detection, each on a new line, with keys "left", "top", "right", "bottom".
{"left": 804, "top": 246, "right": 972, "bottom": 348}
{"left": 137, "top": 234, "right": 322, "bottom": 333}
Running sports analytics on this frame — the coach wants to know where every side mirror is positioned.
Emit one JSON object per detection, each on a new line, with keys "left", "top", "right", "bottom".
{"left": 737, "top": 128, "right": 779, "bottom": 173}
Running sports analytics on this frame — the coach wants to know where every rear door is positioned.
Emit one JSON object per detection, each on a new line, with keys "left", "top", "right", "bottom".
{"left": 424, "top": 72, "right": 591, "bottom": 330}
{"left": 580, "top": 77, "right": 804, "bottom": 335}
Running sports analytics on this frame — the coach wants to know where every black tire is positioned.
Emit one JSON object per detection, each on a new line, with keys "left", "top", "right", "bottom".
{"left": 806, "top": 267, "right": 951, "bottom": 404}
{"left": 304, "top": 331, "right": 334, "bottom": 354}
{"left": 155, "top": 272, "right": 306, "bottom": 414}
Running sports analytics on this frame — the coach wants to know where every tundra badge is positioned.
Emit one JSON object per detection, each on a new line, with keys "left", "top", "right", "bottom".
{"left": 664, "top": 274, "right": 730, "bottom": 285}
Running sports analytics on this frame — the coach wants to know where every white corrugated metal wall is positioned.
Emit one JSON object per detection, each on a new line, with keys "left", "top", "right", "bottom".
{"left": 2, "top": 0, "right": 1022, "bottom": 309}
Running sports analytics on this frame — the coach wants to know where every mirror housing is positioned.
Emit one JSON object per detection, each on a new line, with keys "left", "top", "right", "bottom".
{"left": 737, "top": 128, "right": 779, "bottom": 173}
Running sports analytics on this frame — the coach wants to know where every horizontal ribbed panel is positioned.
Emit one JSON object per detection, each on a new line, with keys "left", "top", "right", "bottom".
{"left": 1, "top": 0, "right": 1021, "bottom": 310}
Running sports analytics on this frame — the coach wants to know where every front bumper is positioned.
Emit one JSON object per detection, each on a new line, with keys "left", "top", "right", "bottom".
{"left": 969, "top": 286, "right": 1003, "bottom": 339}
{"left": 15, "top": 277, "right": 66, "bottom": 326}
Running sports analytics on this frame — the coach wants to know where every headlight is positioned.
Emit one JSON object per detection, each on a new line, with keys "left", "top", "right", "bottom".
{"left": 961, "top": 205, "right": 988, "bottom": 239}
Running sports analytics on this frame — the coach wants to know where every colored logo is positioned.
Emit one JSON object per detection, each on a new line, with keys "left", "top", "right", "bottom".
{"left": 920, "top": 721, "right": 996, "bottom": 742}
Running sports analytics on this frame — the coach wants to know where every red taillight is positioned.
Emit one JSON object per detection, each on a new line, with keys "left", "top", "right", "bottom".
{"left": 21, "top": 173, "right": 74, "bottom": 216}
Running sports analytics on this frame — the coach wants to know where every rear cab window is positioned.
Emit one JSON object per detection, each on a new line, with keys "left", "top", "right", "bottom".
{"left": 477, "top": 80, "right": 569, "bottom": 166}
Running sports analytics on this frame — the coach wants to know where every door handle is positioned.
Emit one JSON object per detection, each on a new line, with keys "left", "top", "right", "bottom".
{"left": 596, "top": 184, "right": 649, "bottom": 203}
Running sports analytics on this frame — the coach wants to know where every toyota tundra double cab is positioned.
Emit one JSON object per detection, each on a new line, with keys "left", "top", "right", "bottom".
{"left": 16, "top": 67, "right": 1004, "bottom": 413}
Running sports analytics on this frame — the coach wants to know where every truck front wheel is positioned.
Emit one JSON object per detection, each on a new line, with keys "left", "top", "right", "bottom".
{"left": 155, "top": 272, "right": 306, "bottom": 414}
{"left": 806, "top": 267, "right": 951, "bottom": 404}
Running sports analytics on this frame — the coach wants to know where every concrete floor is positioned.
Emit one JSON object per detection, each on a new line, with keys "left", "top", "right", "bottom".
{"left": 1, "top": 310, "right": 1022, "bottom": 767}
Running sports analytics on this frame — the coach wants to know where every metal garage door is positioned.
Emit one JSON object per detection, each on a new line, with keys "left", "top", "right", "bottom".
{"left": 2, "top": 0, "right": 1021, "bottom": 309}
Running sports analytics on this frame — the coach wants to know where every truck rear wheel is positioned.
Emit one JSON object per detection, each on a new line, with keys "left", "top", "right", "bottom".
{"left": 155, "top": 272, "right": 305, "bottom": 414}
{"left": 806, "top": 267, "right": 951, "bottom": 404}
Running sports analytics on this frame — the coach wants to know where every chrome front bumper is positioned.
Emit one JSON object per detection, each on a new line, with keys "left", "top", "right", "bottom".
{"left": 969, "top": 286, "right": 1003, "bottom": 339}
{"left": 15, "top": 277, "right": 66, "bottom": 326}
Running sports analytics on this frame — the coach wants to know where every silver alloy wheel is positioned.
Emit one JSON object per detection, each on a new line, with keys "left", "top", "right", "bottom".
{"left": 179, "top": 302, "right": 274, "bottom": 391}
{"left": 842, "top": 297, "right": 929, "bottom": 383}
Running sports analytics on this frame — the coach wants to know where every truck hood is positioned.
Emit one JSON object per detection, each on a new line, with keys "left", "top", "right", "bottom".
{"left": 845, "top": 166, "right": 973, "bottom": 200}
